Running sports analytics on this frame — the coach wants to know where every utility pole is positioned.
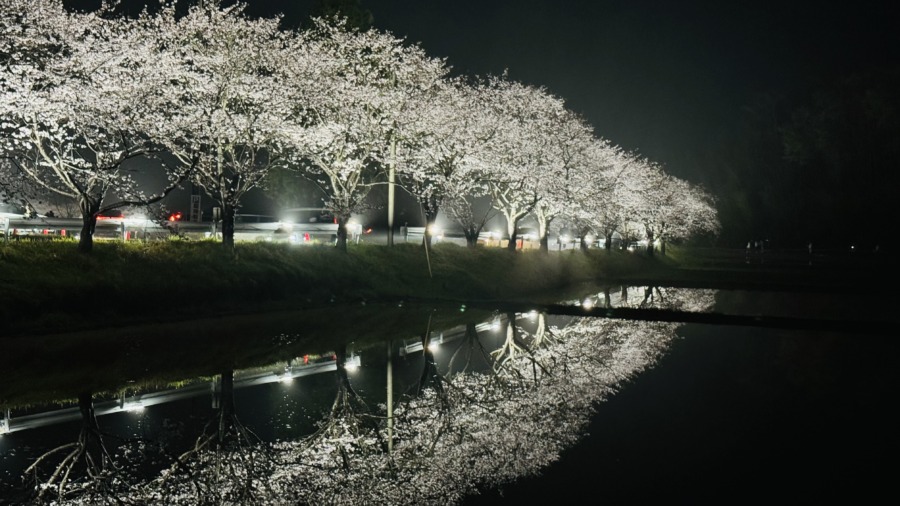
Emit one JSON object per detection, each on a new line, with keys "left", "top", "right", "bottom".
{"left": 387, "top": 137, "right": 397, "bottom": 246}
{"left": 190, "top": 183, "right": 202, "bottom": 223}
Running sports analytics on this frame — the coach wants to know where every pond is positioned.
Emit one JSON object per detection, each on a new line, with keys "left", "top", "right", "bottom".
{"left": 0, "top": 286, "right": 895, "bottom": 504}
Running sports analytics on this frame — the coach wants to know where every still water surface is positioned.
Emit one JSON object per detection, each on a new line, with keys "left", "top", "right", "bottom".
{"left": 0, "top": 287, "right": 895, "bottom": 504}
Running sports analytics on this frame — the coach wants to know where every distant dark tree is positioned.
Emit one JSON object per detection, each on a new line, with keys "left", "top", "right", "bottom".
{"left": 781, "top": 68, "right": 900, "bottom": 250}
{"left": 703, "top": 67, "right": 900, "bottom": 250}
{"left": 697, "top": 92, "right": 791, "bottom": 246}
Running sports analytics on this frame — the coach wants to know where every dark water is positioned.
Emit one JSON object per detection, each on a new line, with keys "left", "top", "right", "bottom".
{"left": 1, "top": 287, "right": 895, "bottom": 504}
{"left": 464, "top": 291, "right": 898, "bottom": 504}
{"left": 464, "top": 324, "right": 897, "bottom": 504}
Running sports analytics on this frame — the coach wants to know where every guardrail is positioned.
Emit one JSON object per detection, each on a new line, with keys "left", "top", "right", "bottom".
{"left": 403, "top": 226, "right": 498, "bottom": 245}
{"left": 0, "top": 214, "right": 356, "bottom": 244}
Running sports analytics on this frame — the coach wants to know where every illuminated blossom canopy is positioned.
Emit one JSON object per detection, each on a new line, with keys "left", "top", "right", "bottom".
{"left": 0, "top": 0, "right": 719, "bottom": 252}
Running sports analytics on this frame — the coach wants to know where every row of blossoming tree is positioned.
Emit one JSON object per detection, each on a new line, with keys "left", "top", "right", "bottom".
{"left": 0, "top": 0, "right": 719, "bottom": 253}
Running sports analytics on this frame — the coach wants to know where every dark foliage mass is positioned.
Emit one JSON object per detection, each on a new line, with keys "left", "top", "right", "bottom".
{"left": 702, "top": 67, "right": 900, "bottom": 251}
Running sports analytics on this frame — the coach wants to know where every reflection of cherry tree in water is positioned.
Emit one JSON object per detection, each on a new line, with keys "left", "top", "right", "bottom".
{"left": 637, "top": 287, "right": 718, "bottom": 312}
{"left": 491, "top": 311, "right": 561, "bottom": 383}
{"left": 309, "top": 344, "right": 385, "bottom": 459}
{"left": 641, "top": 285, "right": 664, "bottom": 307}
{"left": 268, "top": 344, "right": 391, "bottom": 502}
{"left": 47, "top": 290, "right": 715, "bottom": 504}
{"left": 273, "top": 309, "right": 710, "bottom": 504}
{"left": 150, "top": 369, "right": 275, "bottom": 504}
{"left": 414, "top": 314, "right": 447, "bottom": 403}
{"left": 445, "top": 322, "right": 497, "bottom": 374}
{"left": 22, "top": 391, "right": 145, "bottom": 504}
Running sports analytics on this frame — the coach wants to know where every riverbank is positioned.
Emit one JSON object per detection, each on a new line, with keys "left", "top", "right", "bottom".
{"left": 0, "top": 239, "right": 892, "bottom": 337}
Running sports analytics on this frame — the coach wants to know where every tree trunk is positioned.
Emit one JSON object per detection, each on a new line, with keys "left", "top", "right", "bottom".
{"left": 217, "top": 370, "right": 235, "bottom": 443}
{"left": 78, "top": 212, "right": 97, "bottom": 253}
{"left": 423, "top": 203, "right": 439, "bottom": 249}
{"left": 660, "top": 240, "right": 667, "bottom": 256}
{"left": 537, "top": 217, "right": 550, "bottom": 252}
{"left": 78, "top": 391, "right": 98, "bottom": 430}
{"left": 77, "top": 199, "right": 100, "bottom": 253}
{"left": 335, "top": 213, "right": 350, "bottom": 252}
{"left": 464, "top": 227, "right": 478, "bottom": 248}
{"left": 506, "top": 218, "right": 518, "bottom": 252}
{"left": 646, "top": 230, "right": 655, "bottom": 257}
{"left": 222, "top": 203, "right": 236, "bottom": 250}
{"left": 605, "top": 234, "right": 612, "bottom": 253}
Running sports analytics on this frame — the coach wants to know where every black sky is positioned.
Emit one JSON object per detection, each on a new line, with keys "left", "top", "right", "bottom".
{"left": 243, "top": 0, "right": 897, "bottom": 185}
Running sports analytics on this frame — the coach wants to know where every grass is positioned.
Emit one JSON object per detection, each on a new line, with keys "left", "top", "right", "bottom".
{"left": 2, "top": 238, "right": 890, "bottom": 337}
{"left": 0, "top": 239, "right": 668, "bottom": 337}
{"left": 0, "top": 238, "right": 893, "bottom": 407}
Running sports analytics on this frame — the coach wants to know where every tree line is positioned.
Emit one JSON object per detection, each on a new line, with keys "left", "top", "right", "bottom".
{"left": 0, "top": 0, "right": 719, "bottom": 254}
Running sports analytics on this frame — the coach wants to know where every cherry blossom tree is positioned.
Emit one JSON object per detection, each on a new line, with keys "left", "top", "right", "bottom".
{"left": 658, "top": 179, "right": 720, "bottom": 252}
{"left": 397, "top": 76, "right": 496, "bottom": 248}
{"left": 135, "top": 1, "right": 296, "bottom": 250}
{"left": 542, "top": 133, "right": 622, "bottom": 252}
{"left": 589, "top": 149, "right": 644, "bottom": 252}
{"left": 474, "top": 75, "right": 555, "bottom": 252}
{"left": 282, "top": 19, "right": 381, "bottom": 251}
{"left": 0, "top": 0, "right": 188, "bottom": 252}
{"left": 284, "top": 17, "right": 450, "bottom": 251}
{"left": 628, "top": 160, "right": 720, "bottom": 256}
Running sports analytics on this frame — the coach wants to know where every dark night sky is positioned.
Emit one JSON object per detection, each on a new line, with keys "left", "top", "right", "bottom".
{"left": 250, "top": 0, "right": 898, "bottom": 185}
{"left": 81, "top": 0, "right": 896, "bottom": 184}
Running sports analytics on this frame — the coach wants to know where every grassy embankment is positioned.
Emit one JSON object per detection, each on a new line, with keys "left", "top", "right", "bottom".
{"left": 0, "top": 238, "right": 676, "bottom": 337}
{"left": 0, "top": 239, "right": 893, "bottom": 406}
{"left": 0, "top": 239, "right": 673, "bottom": 405}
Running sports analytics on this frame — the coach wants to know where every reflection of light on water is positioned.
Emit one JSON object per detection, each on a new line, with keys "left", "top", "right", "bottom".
{"left": 1, "top": 289, "right": 724, "bottom": 504}
{"left": 125, "top": 403, "right": 145, "bottom": 413}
